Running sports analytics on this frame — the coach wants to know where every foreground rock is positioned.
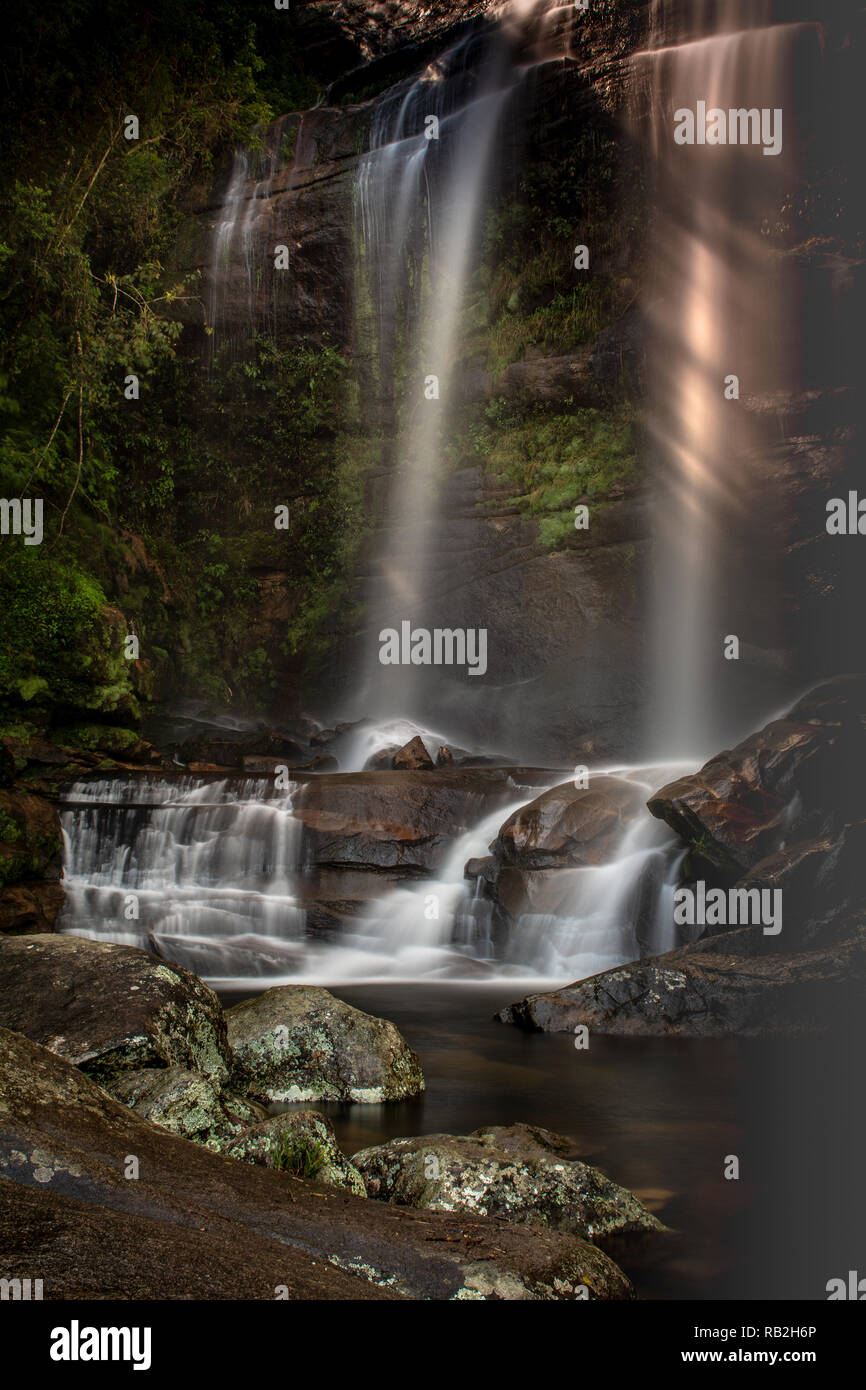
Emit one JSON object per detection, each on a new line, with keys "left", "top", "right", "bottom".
{"left": 0, "top": 1028, "right": 632, "bottom": 1300}
{"left": 223, "top": 1111, "right": 366, "bottom": 1196}
{"left": 497, "top": 920, "right": 866, "bottom": 1037}
{"left": 0, "top": 934, "right": 232, "bottom": 1083}
{"left": 226, "top": 985, "right": 425, "bottom": 1104}
{"left": 106, "top": 1067, "right": 266, "bottom": 1146}
{"left": 354, "top": 1123, "right": 663, "bottom": 1245}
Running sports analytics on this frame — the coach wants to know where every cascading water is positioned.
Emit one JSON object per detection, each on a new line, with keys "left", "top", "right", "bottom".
{"left": 57, "top": 1, "right": 824, "bottom": 993}
{"left": 59, "top": 776, "right": 305, "bottom": 979}
{"left": 638, "top": 1, "right": 822, "bottom": 758}
{"left": 59, "top": 766, "right": 688, "bottom": 988}
{"left": 354, "top": 25, "right": 524, "bottom": 720}
{"left": 207, "top": 115, "right": 294, "bottom": 350}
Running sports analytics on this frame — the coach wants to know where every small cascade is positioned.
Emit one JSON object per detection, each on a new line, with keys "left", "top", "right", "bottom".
{"left": 59, "top": 776, "right": 305, "bottom": 979}
{"left": 59, "top": 765, "right": 693, "bottom": 989}
{"left": 207, "top": 116, "right": 294, "bottom": 350}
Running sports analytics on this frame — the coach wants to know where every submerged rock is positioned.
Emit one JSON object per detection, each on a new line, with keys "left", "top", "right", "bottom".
{"left": 491, "top": 776, "right": 645, "bottom": 869}
{"left": 0, "top": 933, "right": 232, "bottom": 1083}
{"left": 353, "top": 1122, "right": 662, "bottom": 1244}
{"left": 225, "top": 985, "right": 425, "bottom": 1104}
{"left": 0, "top": 1027, "right": 631, "bottom": 1300}
{"left": 222, "top": 1110, "right": 366, "bottom": 1196}
{"left": 106, "top": 1066, "right": 266, "bottom": 1146}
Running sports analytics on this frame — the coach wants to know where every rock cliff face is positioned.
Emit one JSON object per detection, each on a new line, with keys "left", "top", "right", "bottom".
{"left": 170, "top": 0, "right": 862, "bottom": 756}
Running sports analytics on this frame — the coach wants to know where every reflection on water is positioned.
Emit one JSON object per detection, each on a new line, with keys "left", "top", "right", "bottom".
{"left": 219, "top": 982, "right": 749, "bottom": 1299}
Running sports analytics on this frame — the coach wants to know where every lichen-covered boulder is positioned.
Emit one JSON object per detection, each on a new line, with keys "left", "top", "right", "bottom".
{"left": 225, "top": 985, "right": 424, "bottom": 1104}
{"left": 106, "top": 1067, "right": 266, "bottom": 1146}
{"left": 0, "top": 933, "right": 232, "bottom": 1083}
{"left": 222, "top": 1110, "right": 366, "bottom": 1195}
{"left": 353, "top": 1122, "right": 663, "bottom": 1244}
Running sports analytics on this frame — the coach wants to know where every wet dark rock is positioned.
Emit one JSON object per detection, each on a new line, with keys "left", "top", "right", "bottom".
{"left": 492, "top": 776, "right": 646, "bottom": 869}
{"left": 0, "top": 882, "right": 65, "bottom": 935}
{"left": 436, "top": 745, "right": 454, "bottom": 766}
{"left": 293, "top": 767, "right": 555, "bottom": 875}
{"left": 498, "top": 921, "right": 866, "bottom": 1038}
{"left": 225, "top": 985, "right": 425, "bottom": 1104}
{"left": 648, "top": 720, "right": 829, "bottom": 873}
{"left": 0, "top": 788, "right": 62, "bottom": 889}
{"left": 0, "top": 934, "right": 232, "bottom": 1084}
{"left": 353, "top": 1122, "right": 663, "bottom": 1245}
{"left": 0, "top": 1027, "right": 632, "bottom": 1300}
{"left": 393, "top": 735, "right": 435, "bottom": 771}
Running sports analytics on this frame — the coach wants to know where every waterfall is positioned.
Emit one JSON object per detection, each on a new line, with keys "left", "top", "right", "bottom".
{"left": 353, "top": 21, "right": 531, "bottom": 722}
{"left": 206, "top": 116, "right": 294, "bottom": 350}
{"left": 59, "top": 776, "right": 305, "bottom": 979}
{"left": 59, "top": 768, "right": 689, "bottom": 988}
{"left": 637, "top": 2, "right": 823, "bottom": 758}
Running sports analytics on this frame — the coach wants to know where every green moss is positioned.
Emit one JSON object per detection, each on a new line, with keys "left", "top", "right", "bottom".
{"left": 446, "top": 399, "right": 638, "bottom": 550}
{"left": 59, "top": 724, "right": 140, "bottom": 754}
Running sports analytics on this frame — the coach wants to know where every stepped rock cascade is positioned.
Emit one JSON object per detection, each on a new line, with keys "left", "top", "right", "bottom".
{"left": 59, "top": 777, "right": 306, "bottom": 979}
{"left": 59, "top": 769, "right": 686, "bottom": 987}
{"left": 637, "top": 1, "right": 824, "bottom": 758}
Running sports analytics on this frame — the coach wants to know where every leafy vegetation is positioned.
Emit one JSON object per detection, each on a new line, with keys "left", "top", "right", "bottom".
{"left": 0, "top": 1, "right": 356, "bottom": 733}
{"left": 272, "top": 1131, "right": 325, "bottom": 1179}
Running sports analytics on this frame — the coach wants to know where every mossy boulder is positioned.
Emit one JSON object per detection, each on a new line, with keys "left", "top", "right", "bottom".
{"left": 106, "top": 1066, "right": 266, "bottom": 1146}
{"left": 0, "top": 934, "right": 232, "bottom": 1083}
{"left": 353, "top": 1123, "right": 663, "bottom": 1245}
{"left": 222, "top": 1110, "right": 366, "bottom": 1195}
{"left": 226, "top": 985, "right": 425, "bottom": 1104}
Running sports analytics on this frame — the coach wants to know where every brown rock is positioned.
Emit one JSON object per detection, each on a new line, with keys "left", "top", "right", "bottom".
{"left": 492, "top": 776, "right": 645, "bottom": 869}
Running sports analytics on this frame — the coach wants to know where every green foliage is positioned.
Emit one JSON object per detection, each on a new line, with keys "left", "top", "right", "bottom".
{"left": 272, "top": 1131, "right": 325, "bottom": 1179}
{"left": 448, "top": 398, "right": 638, "bottom": 550}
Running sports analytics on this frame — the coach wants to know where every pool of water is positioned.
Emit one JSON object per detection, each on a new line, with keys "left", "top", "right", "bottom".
{"left": 219, "top": 981, "right": 753, "bottom": 1299}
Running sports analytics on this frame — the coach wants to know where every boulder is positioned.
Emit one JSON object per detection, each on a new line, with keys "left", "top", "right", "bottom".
{"left": 0, "top": 1027, "right": 632, "bottom": 1300}
{"left": 222, "top": 1110, "right": 366, "bottom": 1196}
{"left": 497, "top": 920, "right": 866, "bottom": 1037}
{"left": 353, "top": 1123, "right": 662, "bottom": 1245}
{"left": 0, "top": 934, "right": 232, "bottom": 1083}
{"left": 393, "top": 736, "right": 435, "bottom": 771}
{"left": 292, "top": 767, "right": 554, "bottom": 875}
{"left": 647, "top": 720, "right": 829, "bottom": 873}
{"left": 106, "top": 1067, "right": 266, "bottom": 1147}
{"left": 491, "top": 776, "right": 646, "bottom": 869}
{"left": 225, "top": 985, "right": 425, "bottom": 1104}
